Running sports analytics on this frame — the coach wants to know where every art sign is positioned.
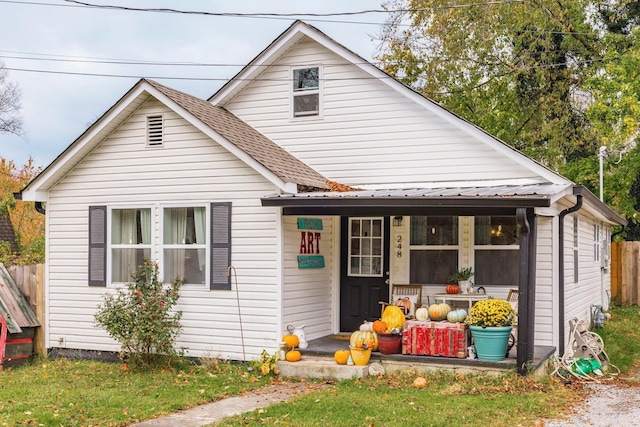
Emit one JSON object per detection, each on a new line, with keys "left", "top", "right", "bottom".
{"left": 297, "top": 218, "right": 324, "bottom": 268}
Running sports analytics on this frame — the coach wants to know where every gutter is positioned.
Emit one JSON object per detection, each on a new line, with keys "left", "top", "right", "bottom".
{"left": 557, "top": 186, "right": 583, "bottom": 355}
{"left": 12, "top": 192, "right": 46, "bottom": 215}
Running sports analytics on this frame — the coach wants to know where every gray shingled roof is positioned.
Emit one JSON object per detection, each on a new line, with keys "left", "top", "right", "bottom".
{"left": 146, "top": 79, "right": 329, "bottom": 190}
{"left": 0, "top": 213, "right": 19, "bottom": 255}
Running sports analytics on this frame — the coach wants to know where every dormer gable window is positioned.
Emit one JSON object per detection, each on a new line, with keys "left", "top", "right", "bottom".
{"left": 292, "top": 66, "right": 321, "bottom": 118}
{"left": 146, "top": 114, "right": 164, "bottom": 147}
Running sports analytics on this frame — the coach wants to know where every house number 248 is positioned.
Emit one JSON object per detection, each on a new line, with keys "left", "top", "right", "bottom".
{"left": 396, "top": 235, "right": 402, "bottom": 258}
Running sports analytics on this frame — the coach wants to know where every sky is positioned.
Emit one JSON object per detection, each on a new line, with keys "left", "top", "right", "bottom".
{"left": 0, "top": 0, "right": 388, "bottom": 169}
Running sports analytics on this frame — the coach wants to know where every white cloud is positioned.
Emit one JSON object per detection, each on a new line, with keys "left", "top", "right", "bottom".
{"left": 0, "top": 0, "right": 385, "bottom": 167}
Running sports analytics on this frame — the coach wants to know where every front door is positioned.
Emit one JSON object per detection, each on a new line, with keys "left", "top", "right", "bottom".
{"left": 340, "top": 217, "right": 390, "bottom": 332}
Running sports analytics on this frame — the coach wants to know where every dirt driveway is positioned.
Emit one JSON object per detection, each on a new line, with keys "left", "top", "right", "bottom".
{"left": 541, "top": 370, "right": 640, "bottom": 427}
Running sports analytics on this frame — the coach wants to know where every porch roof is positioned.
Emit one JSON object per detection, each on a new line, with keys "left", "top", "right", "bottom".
{"left": 262, "top": 184, "right": 565, "bottom": 215}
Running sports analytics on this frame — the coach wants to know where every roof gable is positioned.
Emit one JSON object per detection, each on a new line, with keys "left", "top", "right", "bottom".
{"left": 210, "top": 20, "right": 569, "bottom": 188}
{"left": 20, "top": 79, "right": 328, "bottom": 200}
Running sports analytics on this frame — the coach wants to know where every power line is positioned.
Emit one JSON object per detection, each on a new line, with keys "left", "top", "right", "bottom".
{"left": 2, "top": 66, "right": 401, "bottom": 81}
{"left": 63, "top": 0, "right": 525, "bottom": 16}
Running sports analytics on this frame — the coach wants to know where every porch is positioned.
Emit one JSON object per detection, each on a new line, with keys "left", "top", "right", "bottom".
{"left": 276, "top": 335, "right": 556, "bottom": 380}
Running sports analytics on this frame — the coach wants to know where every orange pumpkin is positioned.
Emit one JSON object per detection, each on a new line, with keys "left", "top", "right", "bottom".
{"left": 334, "top": 349, "right": 351, "bottom": 365}
{"left": 372, "top": 320, "right": 387, "bottom": 333}
{"left": 445, "top": 284, "right": 460, "bottom": 294}
{"left": 394, "top": 297, "right": 413, "bottom": 315}
{"left": 285, "top": 349, "right": 302, "bottom": 362}
{"left": 413, "top": 377, "right": 427, "bottom": 388}
{"left": 282, "top": 334, "right": 299, "bottom": 349}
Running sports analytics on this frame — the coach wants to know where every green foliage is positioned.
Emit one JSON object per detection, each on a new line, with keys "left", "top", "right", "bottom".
{"left": 251, "top": 350, "right": 279, "bottom": 376}
{"left": 597, "top": 305, "right": 640, "bottom": 373}
{"left": 378, "top": 0, "right": 600, "bottom": 170}
{"left": 94, "top": 260, "right": 184, "bottom": 367}
{"left": 377, "top": 0, "right": 640, "bottom": 222}
{"left": 0, "top": 240, "right": 16, "bottom": 264}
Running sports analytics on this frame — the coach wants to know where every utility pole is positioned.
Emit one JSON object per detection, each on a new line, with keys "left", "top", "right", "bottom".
{"left": 599, "top": 146, "right": 607, "bottom": 201}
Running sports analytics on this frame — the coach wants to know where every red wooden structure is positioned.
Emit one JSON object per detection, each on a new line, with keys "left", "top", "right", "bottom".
{"left": 402, "top": 320, "right": 469, "bottom": 358}
{"left": 0, "top": 263, "right": 39, "bottom": 369}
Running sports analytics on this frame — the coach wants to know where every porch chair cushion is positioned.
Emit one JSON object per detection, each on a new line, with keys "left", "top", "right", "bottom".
{"left": 391, "top": 293, "right": 419, "bottom": 316}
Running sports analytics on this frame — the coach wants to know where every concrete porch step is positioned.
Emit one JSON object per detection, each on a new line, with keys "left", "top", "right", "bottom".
{"left": 276, "top": 355, "right": 369, "bottom": 380}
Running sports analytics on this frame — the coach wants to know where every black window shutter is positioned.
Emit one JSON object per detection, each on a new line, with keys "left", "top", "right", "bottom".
{"left": 211, "top": 202, "right": 231, "bottom": 290}
{"left": 88, "top": 206, "right": 107, "bottom": 286}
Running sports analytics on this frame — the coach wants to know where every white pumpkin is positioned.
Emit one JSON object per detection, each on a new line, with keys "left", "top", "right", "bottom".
{"left": 359, "top": 321, "right": 374, "bottom": 332}
{"left": 415, "top": 305, "right": 430, "bottom": 321}
{"left": 447, "top": 308, "right": 467, "bottom": 323}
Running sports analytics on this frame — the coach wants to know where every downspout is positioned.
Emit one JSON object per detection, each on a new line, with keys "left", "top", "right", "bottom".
{"left": 558, "top": 186, "right": 583, "bottom": 355}
{"left": 35, "top": 202, "right": 46, "bottom": 215}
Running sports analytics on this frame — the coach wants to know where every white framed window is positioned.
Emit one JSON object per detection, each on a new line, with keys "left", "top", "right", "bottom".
{"left": 291, "top": 66, "right": 321, "bottom": 118}
{"left": 594, "top": 223, "right": 601, "bottom": 262}
{"left": 473, "top": 216, "right": 520, "bottom": 286}
{"left": 348, "top": 217, "right": 383, "bottom": 276}
{"left": 161, "top": 205, "right": 208, "bottom": 285}
{"left": 110, "top": 207, "right": 153, "bottom": 284}
{"left": 409, "top": 216, "right": 459, "bottom": 284}
{"left": 90, "top": 202, "right": 232, "bottom": 290}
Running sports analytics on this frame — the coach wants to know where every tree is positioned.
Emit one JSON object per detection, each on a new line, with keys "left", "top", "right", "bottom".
{"left": 0, "top": 61, "right": 23, "bottom": 135}
{"left": 0, "top": 157, "right": 45, "bottom": 264}
{"left": 378, "top": 0, "right": 600, "bottom": 170}
{"left": 376, "top": 0, "right": 640, "bottom": 222}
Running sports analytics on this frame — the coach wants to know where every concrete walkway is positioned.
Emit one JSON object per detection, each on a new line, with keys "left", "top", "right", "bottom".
{"left": 130, "top": 382, "right": 330, "bottom": 427}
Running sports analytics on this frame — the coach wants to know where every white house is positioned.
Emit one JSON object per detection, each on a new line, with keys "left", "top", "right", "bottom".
{"left": 18, "top": 21, "right": 625, "bottom": 375}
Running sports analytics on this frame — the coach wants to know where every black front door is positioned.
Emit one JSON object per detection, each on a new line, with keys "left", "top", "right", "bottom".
{"left": 339, "top": 217, "right": 390, "bottom": 332}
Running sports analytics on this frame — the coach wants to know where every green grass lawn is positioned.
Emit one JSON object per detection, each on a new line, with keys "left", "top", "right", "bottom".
{"left": 1, "top": 305, "right": 637, "bottom": 427}
{"left": 212, "top": 371, "right": 582, "bottom": 427}
{"left": 0, "top": 358, "right": 271, "bottom": 426}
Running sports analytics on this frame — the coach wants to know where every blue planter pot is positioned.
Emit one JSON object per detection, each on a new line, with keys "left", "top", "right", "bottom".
{"left": 469, "top": 325, "right": 513, "bottom": 361}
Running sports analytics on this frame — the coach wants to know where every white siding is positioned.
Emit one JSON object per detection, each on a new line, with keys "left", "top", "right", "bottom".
{"left": 534, "top": 216, "right": 555, "bottom": 346}
{"left": 282, "top": 216, "right": 334, "bottom": 341}
{"left": 224, "top": 38, "right": 542, "bottom": 188}
{"left": 563, "top": 209, "right": 611, "bottom": 341}
{"left": 46, "top": 98, "right": 282, "bottom": 361}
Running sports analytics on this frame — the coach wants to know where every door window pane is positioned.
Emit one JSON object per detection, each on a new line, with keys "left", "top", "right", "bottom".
{"left": 348, "top": 218, "right": 384, "bottom": 277}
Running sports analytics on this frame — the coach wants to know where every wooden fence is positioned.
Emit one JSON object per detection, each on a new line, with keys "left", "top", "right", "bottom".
{"left": 611, "top": 242, "right": 640, "bottom": 306}
{"left": 6, "top": 264, "right": 45, "bottom": 355}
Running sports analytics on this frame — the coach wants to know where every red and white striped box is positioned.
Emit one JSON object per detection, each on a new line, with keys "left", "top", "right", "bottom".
{"left": 402, "top": 320, "right": 469, "bottom": 358}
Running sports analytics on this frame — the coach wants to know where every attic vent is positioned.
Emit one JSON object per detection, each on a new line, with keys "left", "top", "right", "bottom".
{"left": 147, "top": 114, "right": 164, "bottom": 146}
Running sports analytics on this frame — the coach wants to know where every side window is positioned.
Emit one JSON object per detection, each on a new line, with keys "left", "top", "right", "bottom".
{"left": 163, "top": 207, "right": 207, "bottom": 285}
{"left": 594, "top": 223, "right": 601, "bottom": 262}
{"left": 473, "top": 216, "right": 519, "bottom": 286}
{"left": 409, "top": 216, "right": 459, "bottom": 284}
{"left": 88, "top": 203, "right": 231, "bottom": 289}
{"left": 292, "top": 66, "right": 320, "bottom": 118}
{"left": 111, "top": 208, "right": 152, "bottom": 283}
